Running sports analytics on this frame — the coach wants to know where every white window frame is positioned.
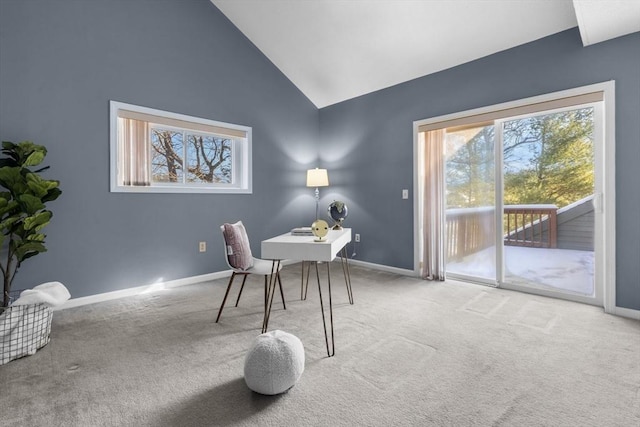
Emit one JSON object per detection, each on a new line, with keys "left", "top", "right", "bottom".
{"left": 109, "top": 100, "right": 252, "bottom": 194}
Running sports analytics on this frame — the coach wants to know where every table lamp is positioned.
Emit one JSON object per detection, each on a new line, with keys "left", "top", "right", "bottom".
{"left": 306, "top": 168, "right": 329, "bottom": 219}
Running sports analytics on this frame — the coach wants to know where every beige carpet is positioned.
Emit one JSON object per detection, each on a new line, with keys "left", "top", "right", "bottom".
{"left": 1, "top": 264, "right": 639, "bottom": 426}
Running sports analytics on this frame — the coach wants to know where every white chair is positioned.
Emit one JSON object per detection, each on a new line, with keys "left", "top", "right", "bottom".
{"left": 216, "top": 222, "right": 286, "bottom": 331}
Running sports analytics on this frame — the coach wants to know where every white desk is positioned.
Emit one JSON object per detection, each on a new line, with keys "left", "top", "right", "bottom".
{"left": 261, "top": 228, "right": 353, "bottom": 357}
{"left": 262, "top": 228, "right": 352, "bottom": 262}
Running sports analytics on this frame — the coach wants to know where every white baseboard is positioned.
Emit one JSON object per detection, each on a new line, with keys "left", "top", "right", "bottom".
{"left": 347, "top": 258, "right": 417, "bottom": 277}
{"left": 57, "top": 270, "right": 232, "bottom": 311}
{"left": 57, "top": 260, "right": 300, "bottom": 311}
{"left": 609, "top": 305, "right": 640, "bottom": 320}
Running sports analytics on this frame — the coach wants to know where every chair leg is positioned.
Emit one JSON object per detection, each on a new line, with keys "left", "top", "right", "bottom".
{"left": 216, "top": 272, "right": 236, "bottom": 323}
{"left": 277, "top": 272, "right": 286, "bottom": 310}
{"left": 234, "top": 274, "right": 248, "bottom": 307}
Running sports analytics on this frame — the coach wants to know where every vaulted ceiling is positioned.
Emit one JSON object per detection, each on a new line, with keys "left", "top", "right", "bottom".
{"left": 211, "top": 0, "right": 640, "bottom": 108}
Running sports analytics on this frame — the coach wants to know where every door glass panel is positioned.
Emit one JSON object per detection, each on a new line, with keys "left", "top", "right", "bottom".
{"left": 445, "top": 125, "right": 496, "bottom": 281}
{"left": 502, "top": 107, "right": 595, "bottom": 296}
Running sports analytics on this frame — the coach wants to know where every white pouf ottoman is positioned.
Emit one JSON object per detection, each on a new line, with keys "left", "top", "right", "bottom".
{"left": 244, "top": 330, "right": 305, "bottom": 395}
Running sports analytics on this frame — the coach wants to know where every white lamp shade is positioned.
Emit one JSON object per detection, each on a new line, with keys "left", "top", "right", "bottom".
{"left": 306, "top": 168, "right": 329, "bottom": 187}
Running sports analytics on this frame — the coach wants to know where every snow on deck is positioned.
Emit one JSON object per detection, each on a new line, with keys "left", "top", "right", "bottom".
{"left": 447, "top": 245, "right": 594, "bottom": 296}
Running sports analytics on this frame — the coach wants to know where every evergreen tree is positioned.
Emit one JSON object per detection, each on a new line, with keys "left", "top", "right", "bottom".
{"left": 503, "top": 108, "right": 594, "bottom": 207}
{"left": 445, "top": 107, "right": 594, "bottom": 209}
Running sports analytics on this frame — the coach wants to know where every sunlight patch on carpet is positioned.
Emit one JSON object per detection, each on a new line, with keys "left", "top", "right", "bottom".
{"left": 508, "top": 301, "right": 560, "bottom": 333}
{"left": 344, "top": 336, "right": 436, "bottom": 391}
{"left": 459, "top": 291, "right": 510, "bottom": 318}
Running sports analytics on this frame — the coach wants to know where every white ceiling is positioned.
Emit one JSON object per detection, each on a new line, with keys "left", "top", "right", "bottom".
{"left": 211, "top": 0, "right": 640, "bottom": 108}
{"left": 573, "top": 0, "right": 640, "bottom": 46}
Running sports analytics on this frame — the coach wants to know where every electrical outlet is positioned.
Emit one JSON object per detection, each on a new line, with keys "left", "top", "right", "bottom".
{"left": 355, "top": 233, "right": 360, "bottom": 242}
{"left": 402, "top": 189, "right": 409, "bottom": 199}
{"left": 199, "top": 241, "right": 206, "bottom": 252}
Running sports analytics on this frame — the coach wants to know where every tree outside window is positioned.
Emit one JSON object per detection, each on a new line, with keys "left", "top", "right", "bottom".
{"left": 150, "top": 128, "right": 233, "bottom": 185}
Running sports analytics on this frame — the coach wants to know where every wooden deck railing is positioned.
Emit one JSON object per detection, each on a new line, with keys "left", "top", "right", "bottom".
{"left": 446, "top": 204, "right": 558, "bottom": 261}
{"left": 503, "top": 205, "right": 557, "bottom": 249}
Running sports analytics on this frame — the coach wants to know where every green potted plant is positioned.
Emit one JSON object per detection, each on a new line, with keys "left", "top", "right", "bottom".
{"left": 0, "top": 141, "right": 61, "bottom": 309}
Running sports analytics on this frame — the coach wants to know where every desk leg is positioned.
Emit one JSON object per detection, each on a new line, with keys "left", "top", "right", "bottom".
{"left": 301, "top": 261, "right": 311, "bottom": 300}
{"left": 314, "top": 261, "right": 335, "bottom": 357}
{"left": 340, "top": 247, "right": 354, "bottom": 305}
{"left": 262, "top": 260, "right": 280, "bottom": 334}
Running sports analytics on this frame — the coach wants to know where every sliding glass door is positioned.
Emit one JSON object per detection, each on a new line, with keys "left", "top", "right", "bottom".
{"left": 439, "top": 104, "right": 601, "bottom": 304}
{"left": 500, "top": 107, "right": 597, "bottom": 299}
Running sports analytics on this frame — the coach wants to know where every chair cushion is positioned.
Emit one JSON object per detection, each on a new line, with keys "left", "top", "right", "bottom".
{"left": 222, "top": 221, "right": 254, "bottom": 270}
{"left": 248, "top": 258, "right": 282, "bottom": 275}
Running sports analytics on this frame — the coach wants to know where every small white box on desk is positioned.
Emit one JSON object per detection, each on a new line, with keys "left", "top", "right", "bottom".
{"left": 290, "top": 227, "right": 314, "bottom": 236}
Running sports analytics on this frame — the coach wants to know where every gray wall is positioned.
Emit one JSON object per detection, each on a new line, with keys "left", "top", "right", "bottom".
{"left": 0, "top": 0, "right": 319, "bottom": 298}
{"left": 2, "top": 1, "right": 638, "bottom": 311}
{"left": 319, "top": 28, "right": 640, "bottom": 310}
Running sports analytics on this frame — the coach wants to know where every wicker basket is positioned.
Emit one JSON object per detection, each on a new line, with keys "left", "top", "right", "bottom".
{"left": 0, "top": 290, "right": 53, "bottom": 365}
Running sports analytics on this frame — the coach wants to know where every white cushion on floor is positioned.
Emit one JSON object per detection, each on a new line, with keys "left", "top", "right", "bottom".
{"left": 244, "top": 330, "right": 305, "bottom": 395}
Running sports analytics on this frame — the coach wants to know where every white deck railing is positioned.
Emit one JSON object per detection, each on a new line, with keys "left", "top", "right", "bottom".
{"left": 446, "top": 205, "right": 558, "bottom": 261}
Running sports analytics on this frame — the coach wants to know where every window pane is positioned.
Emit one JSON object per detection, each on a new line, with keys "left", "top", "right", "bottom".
{"left": 445, "top": 125, "right": 496, "bottom": 281}
{"left": 503, "top": 108, "right": 594, "bottom": 207}
{"left": 185, "top": 133, "right": 232, "bottom": 184}
{"left": 502, "top": 107, "right": 595, "bottom": 296}
{"left": 151, "top": 128, "right": 184, "bottom": 183}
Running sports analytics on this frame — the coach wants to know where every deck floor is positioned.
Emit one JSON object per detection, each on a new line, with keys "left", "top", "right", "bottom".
{"left": 447, "top": 246, "right": 595, "bottom": 296}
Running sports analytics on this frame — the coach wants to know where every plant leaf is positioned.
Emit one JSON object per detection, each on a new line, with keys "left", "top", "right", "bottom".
{"left": 24, "top": 150, "right": 45, "bottom": 167}
{"left": 24, "top": 211, "right": 51, "bottom": 231}
{"left": 13, "top": 240, "right": 47, "bottom": 263}
{"left": 0, "top": 167, "right": 26, "bottom": 193}
{"left": 0, "top": 158, "right": 18, "bottom": 168}
{"left": 25, "top": 173, "right": 58, "bottom": 198}
{"left": 0, "top": 216, "right": 19, "bottom": 231}
{"left": 1, "top": 141, "right": 17, "bottom": 151}
{"left": 17, "top": 194, "right": 44, "bottom": 215}
{"left": 26, "top": 233, "right": 45, "bottom": 242}
{"left": 0, "top": 200, "right": 19, "bottom": 218}
{"left": 42, "top": 186, "right": 62, "bottom": 203}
